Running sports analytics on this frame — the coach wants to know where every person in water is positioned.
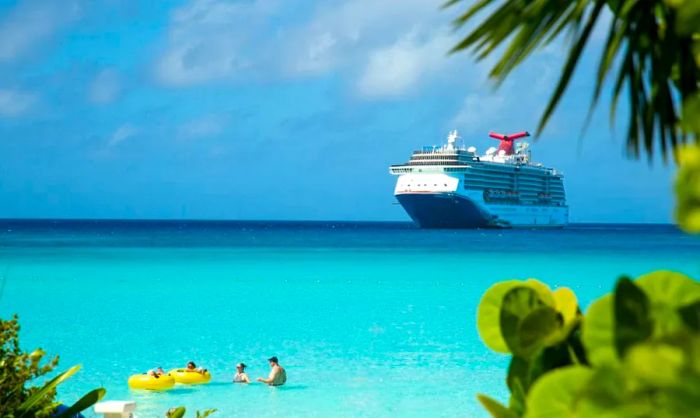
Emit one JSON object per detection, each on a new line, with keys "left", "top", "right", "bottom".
{"left": 233, "top": 363, "right": 250, "bottom": 383}
{"left": 185, "top": 361, "right": 207, "bottom": 374}
{"left": 147, "top": 367, "right": 165, "bottom": 378}
{"left": 256, "top": 356, "right": 286, "bottom": 386}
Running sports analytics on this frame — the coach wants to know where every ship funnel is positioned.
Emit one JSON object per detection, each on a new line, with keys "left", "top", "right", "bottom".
{"left": 488, "top": 131, "right": 530, "bottom": 155}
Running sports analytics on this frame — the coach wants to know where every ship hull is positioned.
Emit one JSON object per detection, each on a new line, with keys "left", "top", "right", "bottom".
{"left": 396, "top": 192, "right": 567, "bottom": 229}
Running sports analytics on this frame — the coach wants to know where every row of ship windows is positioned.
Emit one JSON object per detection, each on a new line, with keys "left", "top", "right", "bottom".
{"left": 400, "top": 183, "right": 564, "bottom": 196}
{"left": 411, "top": 154, "right": 461, "bottom": 159}
{"left": 463, "top": 182, "right": 564, "bottom": 190}
{"left": 394, "top": 167, "right": 563, "bottom": 179}
{"left": 404, "top": 184, "right": 451, "bottom": 187}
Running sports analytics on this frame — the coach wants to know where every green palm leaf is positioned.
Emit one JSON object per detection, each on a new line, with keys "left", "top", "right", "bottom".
{"left": 168, "top": 406, "right": 187, "bottom": 418}
{"left": 447, "top": 0, "right": 700, "bottom": 161}
{"left": 53, "top": 388, "right": 106, "bottom": 418}
{"left": 17, "top": 365, "right": 81, "bottom": 417}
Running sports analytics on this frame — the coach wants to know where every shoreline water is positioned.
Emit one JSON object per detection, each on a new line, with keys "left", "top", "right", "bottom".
{"left": 1, "top": 221, "right": 698, "bottom": 417}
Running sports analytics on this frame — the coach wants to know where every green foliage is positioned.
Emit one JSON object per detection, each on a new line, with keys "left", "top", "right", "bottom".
{"left": 167, "top": 407, "right": 218, "bottom": 418}
{"left": 0, "top": 315, "right": 105, "bottom": 418}
{"left": 675, "top": 144, "right": 700, "bottom": 233}
{"left": 446, "top": 0, "right": 700, "bottom": 161}
{"left": 478, "top": 279, "right": 563, "bottom": 353}
{"left": 53, "top": 388, "right": 106, "bottom": 418}
{"left": 476, "top": 270, "right": 700, "bottom": 418}
{"left": 167, "top": 407, "right": 186, "bottom": 418}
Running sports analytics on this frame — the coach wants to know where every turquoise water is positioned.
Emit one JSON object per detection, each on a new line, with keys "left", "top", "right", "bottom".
{"left": 1, "top": 221, "right": 698, "bottom": 417}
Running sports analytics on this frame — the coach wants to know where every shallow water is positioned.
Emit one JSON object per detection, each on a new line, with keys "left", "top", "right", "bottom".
{"left": 1, "top": 220, "right": 698, "bottom": 417}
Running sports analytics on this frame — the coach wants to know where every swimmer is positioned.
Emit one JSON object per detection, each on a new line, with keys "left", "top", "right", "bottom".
{"left": 185, "top": 361, "right": 207, "bottom": 374}
{"left": 147, "top": 367, "right": 165, "bottom": 378}
{"left": 256, "top": 356, "right": 286, "bottom": 386}
{"left": 233, "top": 363, "right": 250, "bottom": 383}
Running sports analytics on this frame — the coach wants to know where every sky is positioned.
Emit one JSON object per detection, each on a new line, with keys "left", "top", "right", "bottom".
{"left": 0, "top": 0, "right": 680, "bottom": 223}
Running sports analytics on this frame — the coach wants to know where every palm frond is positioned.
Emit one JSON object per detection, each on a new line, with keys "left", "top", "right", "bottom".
{"left": 448, "top": 0, "right": 700, "bottom": 161}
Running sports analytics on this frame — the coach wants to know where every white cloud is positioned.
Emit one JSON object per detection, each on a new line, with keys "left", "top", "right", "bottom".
{"left": 283, "top": 0, "right": 447, "bottom": 76}
{"left": 154, "top": 0, "right": 277, "bottom": 86}
{"left": 154, "top": 0, "right": 459, "bottom": 96}
{"left": 356, "top": 31, "right": 452, "bottom": 99}
{"left": 447, "top": 52, "right": 566, "bottom": 138}
{"left": 178, "top": 115, "right": 227, "bottom": 139}
{"left": 108, "top": 124, "right": 138, "bottom": 146}
{"left": 0, "top": 0, "right": 81, "bottom": 62}
{"left": 0, "top": 89, "right": 36, "bottom": 117}
{"left": 450, "top": 93, "right": 506, "bottom": 132}
{"left": 88, "top": 68, "right": 122, "bottom": 104}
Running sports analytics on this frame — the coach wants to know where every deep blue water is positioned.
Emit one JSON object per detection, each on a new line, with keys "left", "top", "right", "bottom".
{"left": 0, "top": 220, "right": 698, "bottom": 417}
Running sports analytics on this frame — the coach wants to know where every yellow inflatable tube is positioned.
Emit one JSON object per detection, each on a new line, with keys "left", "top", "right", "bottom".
{"left": 128, "top": 374, "right": 175, "bottom": 390}
{"left": 169, "top": 369, "right": 212, "bottom": 384}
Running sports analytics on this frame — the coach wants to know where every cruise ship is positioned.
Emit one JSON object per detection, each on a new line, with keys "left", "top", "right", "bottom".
{"left": 389, "top": 130, "right": 568, "bottom": 228}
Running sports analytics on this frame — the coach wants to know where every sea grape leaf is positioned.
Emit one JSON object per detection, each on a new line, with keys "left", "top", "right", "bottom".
{"left": 625, "top": 342, "right": 685, "bottom": 387}
{"left": 614, "top": 277, "right": 652, "bottom": 357}
{"left": 636, "top": 270, "right": 700, "bottom": 336}
{"left": 508, "top": 377, "right": 526, "bottom": 417}
{"left": 507, "top": 356, "right": 531, "bottom": 393}
{"left": 580, "top": 367, "right": 626, "bottom": 413}
{"left": 477, "top": 394, "right": 519, "bottom": 418}
{"left": 478, "top": 279, "right": 558, "bottom": 353}
{"left": 518, "top": 306, "right": 561, "bottom": 358}
{"left": 566, "top": 329, "right": 588, "bottom": 366}
{"left": 523, "top": 366, "right": 594, "bottom": 418}
{"left": 679, "top": 300, "right": 700, "bottom": 331}
{"left": 675, "top": 144, "right": 700, "bottom": 233}
{"left": 541, "top": 343, "right": 576, "bottom": 374}
{"left": 478, "top": 280, "right": 524, "bottom": 353}
{"left": 584, "top": 271, "right": 700, "bottom": 367}
{"left": 636, "top": 270, "right": 700, "bottom": 307}
{"left": 553, "top": 287, "right": 578, "bottom": 324}
{"left": 500, "top": 287, "right": 547, "bottom": 357}
{"left": 582, "top": 294, "right": 618, "bottom": 366}
{"left": 525, "top": 279, "right": 555, "bottom": 308}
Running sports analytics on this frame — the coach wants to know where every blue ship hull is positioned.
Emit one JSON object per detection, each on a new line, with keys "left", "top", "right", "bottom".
{"left": 395, "top": 193, "right": 493, "bottom": 229}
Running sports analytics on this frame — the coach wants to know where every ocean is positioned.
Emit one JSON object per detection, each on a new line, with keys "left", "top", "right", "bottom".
{"left": 1, "top": 220, "right": 698, "bottom": 417}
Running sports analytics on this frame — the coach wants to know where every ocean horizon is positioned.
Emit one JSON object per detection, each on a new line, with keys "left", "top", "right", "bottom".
{"left": 1, "top": 220, "right": 699, "bottom": 417}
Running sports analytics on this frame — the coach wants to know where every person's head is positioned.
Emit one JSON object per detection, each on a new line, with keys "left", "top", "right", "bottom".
{"left": 268, "top": 356, "right": 279, "bottom": 367}
{"left": 236, "top": 363, "right": 246, "bottom": 372}
{"left": 156, "top": 367, "right": 165, "bottom": 374}
{"left": 187, "top": 361, "right": 196, "bottom": 369}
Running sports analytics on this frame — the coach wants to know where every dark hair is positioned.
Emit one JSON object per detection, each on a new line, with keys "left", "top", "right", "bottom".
{"left": 268, "top": 356, "right": 278, "bottom": 364}
{"left": 188, "top": 361, "right": 196, "bottom": 368}
{"left": 237, "top": 363, "right": 246, "bottom": 369}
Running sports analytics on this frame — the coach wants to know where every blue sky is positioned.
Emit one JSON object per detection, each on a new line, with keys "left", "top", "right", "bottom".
{"left": 0, "top": 0, "right": 679, "bottom": 222}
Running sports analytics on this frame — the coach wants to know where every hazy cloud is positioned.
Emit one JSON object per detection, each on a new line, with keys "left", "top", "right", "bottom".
{"left": 0, "top": 0, "right": 81, "bottom": 63}
{"left": 451, "top": 94, "right": 506, "bottom": 131}
{"left": 356, "top": 31, "right": 453, "bottom": 99}
{"left": 108, "top": 123, "right": 138, "bottom": 146}
{"left": 178, "top": 115, "right": 227, "bottom": 139}
{"left": 88, "top": 68, "right": 122, "bottom": 104}
{"left": 154, "top": 0, "right": 277, "bottom": 86}
{"left": 0, "top": 89, "right": 36, "bottom": 117}
{"left": 154, "top": 0, "right": 459, "bottom": 97}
